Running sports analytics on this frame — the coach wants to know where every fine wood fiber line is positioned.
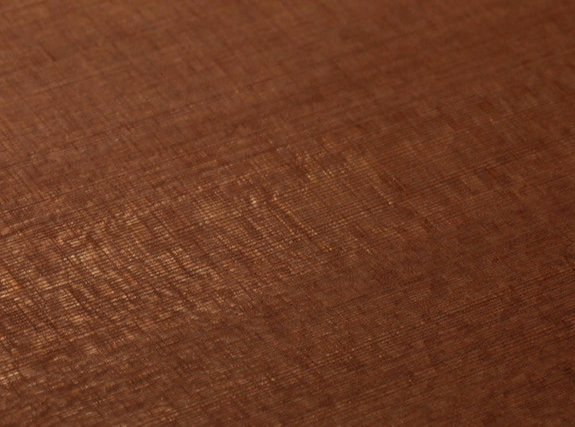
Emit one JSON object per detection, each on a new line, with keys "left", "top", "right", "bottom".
{"left": 0, "top": 0, "right": 574, "bottom": 424}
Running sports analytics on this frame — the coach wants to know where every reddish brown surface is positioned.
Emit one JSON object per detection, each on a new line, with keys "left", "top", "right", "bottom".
{"left": 1, "top": 0, "right": 575, "bottom": 424}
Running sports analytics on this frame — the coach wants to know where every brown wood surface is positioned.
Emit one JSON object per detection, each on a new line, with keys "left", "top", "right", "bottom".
{"left": 1, "top": 0, "right": 575, "bottom": 424}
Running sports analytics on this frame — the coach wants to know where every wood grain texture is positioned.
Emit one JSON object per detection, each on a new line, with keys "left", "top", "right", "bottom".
{"left": 1, "top": 0, "right": 575, "bottom": 424}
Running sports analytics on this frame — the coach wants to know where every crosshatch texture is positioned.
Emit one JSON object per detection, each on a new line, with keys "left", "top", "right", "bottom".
{"left": 1, "top": 0, "right": 575, "bottom": 424}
